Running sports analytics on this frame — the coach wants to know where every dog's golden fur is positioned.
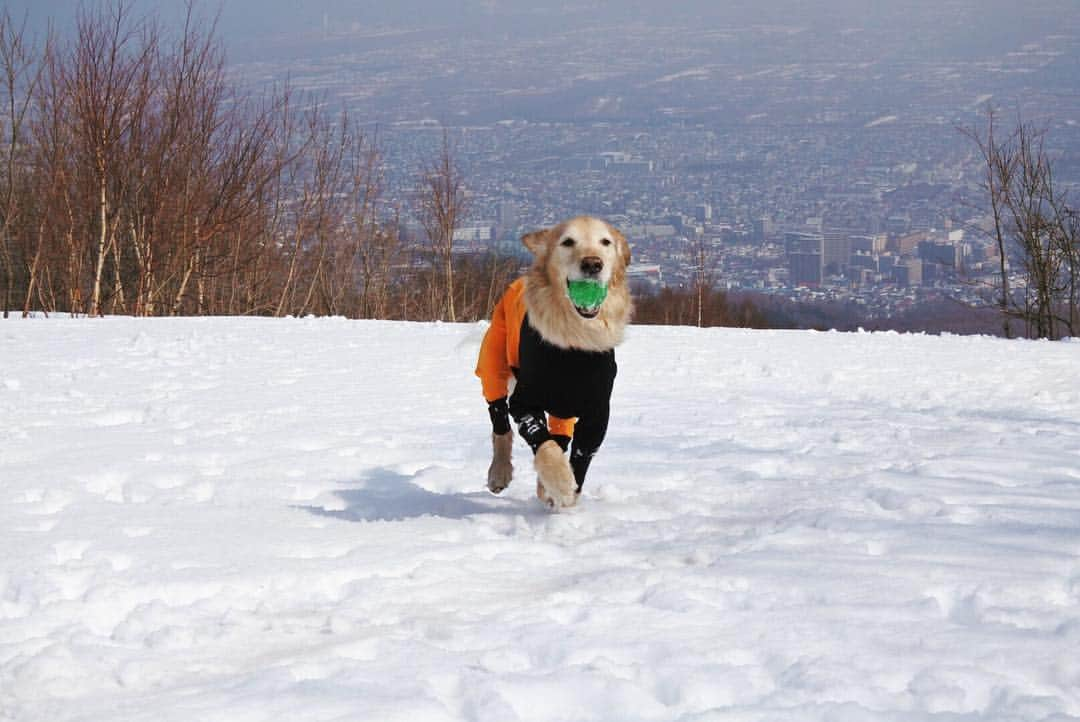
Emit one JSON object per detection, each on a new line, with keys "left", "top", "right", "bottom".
{"left": 521, "top": 216, "right": 632, "bottom": 352}
{"left": 533, "top": 439, "right": 578, "bottom": 508}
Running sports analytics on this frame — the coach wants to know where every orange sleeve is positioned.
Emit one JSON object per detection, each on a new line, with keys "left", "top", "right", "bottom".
{"left": 476, "top": 282, "right": 514, "bottom": 402}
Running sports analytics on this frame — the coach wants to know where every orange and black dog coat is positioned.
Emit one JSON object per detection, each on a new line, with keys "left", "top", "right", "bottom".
{"left": 476, "top": 278, "right": 617, "bottom": 490}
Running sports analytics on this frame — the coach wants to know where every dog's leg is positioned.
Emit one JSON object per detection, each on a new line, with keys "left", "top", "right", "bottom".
{"left": 534, "top": 440, "right": 577, "bottom": 509}
{"left": 536, "top": 479, "right": 550, "bottom": 506}
{"left": 568, "top": 404, "right": 609, "bottom": 495}
{"left": 487, "top": 432, "right": 514, "bottom": 493}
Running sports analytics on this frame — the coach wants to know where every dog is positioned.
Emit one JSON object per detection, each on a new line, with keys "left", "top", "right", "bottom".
{"left": 475, "top": 216, "right": 632, "bottom": 509}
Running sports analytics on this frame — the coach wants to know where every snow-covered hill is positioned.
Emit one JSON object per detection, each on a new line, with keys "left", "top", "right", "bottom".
{"left": 2, "top": 317, "right": 1079, "bottom": 722}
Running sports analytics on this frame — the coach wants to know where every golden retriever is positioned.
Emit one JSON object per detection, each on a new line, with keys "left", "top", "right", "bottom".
{"left": 476, "top": 216, "right": 632, "bottom": 509}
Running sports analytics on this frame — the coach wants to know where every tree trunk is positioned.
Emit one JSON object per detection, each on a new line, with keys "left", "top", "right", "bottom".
{"left": 90, "top": 176, "right": 108, "bottom": 316}
{"left": 22, "top": 223, "right": 43, "bottom": 317}
{"left": 445, "top": 251, "right": 456, "bottom": 322}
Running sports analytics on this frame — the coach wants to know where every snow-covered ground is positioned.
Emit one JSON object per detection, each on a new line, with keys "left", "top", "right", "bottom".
{"left": 2, "top": 317, "right": 1080, "bottom": 722}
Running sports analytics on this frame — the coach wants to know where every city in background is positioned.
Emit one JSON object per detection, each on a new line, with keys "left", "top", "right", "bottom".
{"left": 230, "top": 0, "right": 1080, "bottom": 323}
{"left": 4, "top": 0, "right": 1080, "bottom": 330}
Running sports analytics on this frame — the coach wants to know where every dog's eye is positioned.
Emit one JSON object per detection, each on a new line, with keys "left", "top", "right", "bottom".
{"left": 560, "top": 237, "right": 576, "bottom": 247}
{"left": 601, "top": 238, "right": 612, "bottom": 246}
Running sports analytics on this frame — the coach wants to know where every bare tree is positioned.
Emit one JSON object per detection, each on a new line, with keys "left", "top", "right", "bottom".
{"left": 119, "top": 1, "right": 220, "bottom": 316}
{"left": 64, "top": 2, "right": 158, "bottom": 316}
{"left": 184, "top": 86, "right": 289, "bottom": 315}
{"left": 1057, "top": 206, "right": 1080, "bottom": 335}
{"left": 343, "top": 137, "right": 399, "bottom": 319}
{"left": 417, "top": 128, "right": 468, "bottom": 321}
{"left": 964, "top": 110, "right": 1080, "bottom": 339}
{"left": 961, "top": 108, "right": 1013, "bottom": 338}
{"left": 1, "top": 1, "right": 409, "bottom": 320}
{"left": 26, "top": 29, "right": 79, "bottom": 315}
{"left": 0, "top": 10, "right": 45, "bottom": 317}
{"left": 690, "top": 230, "right": 720, "bottom": 328}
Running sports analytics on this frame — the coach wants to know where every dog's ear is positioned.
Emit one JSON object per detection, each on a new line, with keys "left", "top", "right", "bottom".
{"left": 521, "top": 227, "right": 551, "bottom": 255}
{"left": 610, "top": 226, "right": 632, "bottom": 266}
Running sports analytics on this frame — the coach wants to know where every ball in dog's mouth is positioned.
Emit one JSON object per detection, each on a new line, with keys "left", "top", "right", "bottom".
{"left": 566, "top": 279, "right": 607, "bottom": 319}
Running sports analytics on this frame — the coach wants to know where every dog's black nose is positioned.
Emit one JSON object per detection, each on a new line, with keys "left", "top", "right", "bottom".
{"left": 580, "top": 256, "right": 603, "bottom": 276}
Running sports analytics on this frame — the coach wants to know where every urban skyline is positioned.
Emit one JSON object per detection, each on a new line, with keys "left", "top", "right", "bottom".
{"left": 216, "top": 0, "right": 1080, "bottom": 320}
{"left": 10, "top": 0, "right": 1080, "bottom": 322}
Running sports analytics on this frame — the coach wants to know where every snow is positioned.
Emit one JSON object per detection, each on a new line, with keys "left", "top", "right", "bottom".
{"left": 2, "top": 316, "right": 1080, "bottom": 722}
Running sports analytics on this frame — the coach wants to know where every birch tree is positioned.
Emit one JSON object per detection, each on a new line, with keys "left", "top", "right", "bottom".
{"left": 417, "top": 128, "right": 468, "bottom": 321}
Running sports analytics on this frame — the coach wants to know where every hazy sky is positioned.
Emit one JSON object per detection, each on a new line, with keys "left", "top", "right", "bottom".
{"left": 4, "top": 0, "right": 1075, "bottom": 72}
{"left": 6, "top": 0, "right": 1066, "bottom": 38}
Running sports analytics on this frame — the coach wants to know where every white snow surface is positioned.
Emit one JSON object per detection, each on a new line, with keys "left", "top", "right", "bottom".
{"left": 2, "top": 317, "right": 1080, "bottom": 722}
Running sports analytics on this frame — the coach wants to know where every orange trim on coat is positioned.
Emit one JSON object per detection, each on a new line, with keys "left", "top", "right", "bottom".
{"left": 548, "top": 415, "right": 576, "bottom": 437}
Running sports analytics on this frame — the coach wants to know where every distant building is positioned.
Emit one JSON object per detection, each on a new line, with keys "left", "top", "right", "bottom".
{"left": 893, "top": 231, "right": 928, "bottom": 256}
{"left": 853, "top": 268, "right": 877, "bottom": 286}
{"left": 599, "top": 152, "right": 653, "bottom": 174}
{"left": 789, "top": 252, "right": 823, "bottom": 287}
{"left": 785, "top": 231, "right": 824, "bottom": 286}
{"left": 497, "top": 201, "right": 518, "bottom": 231}
{"left": 822, "top": 228, "right": 855, "bottom": 275}
{"left": 877, "top": 253, "right": 899, "bottom": 278}
{"left": 627, "top": 264, "right": 663, "bottom": 288}
{"left": 893, "top": 258, "right": 923, "bottom": 287}
{"left": 851, "top": 234, "right": 887, "bottom": 255}
{"left": 785, "top": 231, "right": 822, "bottom": 255}
{"left": 886, "top": 214, "right": 911, "bottom": 237}
{"left": 753, "top": 217, "right": 774, "bottom": 244}
{"left": 918, "top": 241, "right": 962, "bottom": 269}
{"left": 634, "top": 224, "right": 678, "bottom": 239}
{"left": 910, "top": 208, "right": 932, "bottom": 233}
{"left": 453, "top": 225, "right": 494, "bottom": 243}
{"left": 849, "top": 252, "right": 878, "bottom": 273}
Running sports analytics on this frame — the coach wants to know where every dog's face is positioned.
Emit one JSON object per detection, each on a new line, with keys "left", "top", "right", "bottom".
{"left": 522, "top": 216, "right": 631, "bottom": 319}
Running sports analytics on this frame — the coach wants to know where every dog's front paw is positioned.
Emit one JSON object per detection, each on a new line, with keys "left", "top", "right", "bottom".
{"left": 487, "top": 458, "right": 513, "bottom": 493}
{"left": 536, "top": 479, "right": 552, "bottom": 507}
{"left": 537, "top": 480, "right": 580, "bottom": 510}
{"left": 534, "top": 440, "right": 577, "bottom": 509}
{"left": 487, "top": 432, "right": 514, "bottom": 493}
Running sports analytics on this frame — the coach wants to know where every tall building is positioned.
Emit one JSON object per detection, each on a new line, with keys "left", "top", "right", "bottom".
{"left": 786, "top": 231, "right": 823, "bottom": 286}
{"left": 893, "top": 259, "right": 923, "bottom": 287}
{"left": 822, "top": 228, "right": 854, "bottom": 276}
{"left": 753, "top": 217, "right": 773, "bottom": 244}
{"left": 790, "top": 252, "right": 823, "bottom": 286}
{"left": 918, "top": 241, "right": 963, "bottom": 268}
{"left": 895, "top": 232, "right": 928, "bottom": 256}
{"left": 850, "top": 234, "right": 887, "bottom": 255}
{"left": 497, "top": 201, "right": 518, "bottom": 233}
{"left": 785, "top": 231, "right": 822, "bottom": 255}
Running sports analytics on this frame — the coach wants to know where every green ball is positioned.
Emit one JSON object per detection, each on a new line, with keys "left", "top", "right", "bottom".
{"left": 566, "top": 279, "right": 608, "bottom": 310}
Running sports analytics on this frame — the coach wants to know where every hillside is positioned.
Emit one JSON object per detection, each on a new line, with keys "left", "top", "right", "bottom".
{"left": 2, "top": 318, "right": 1079, "bottom": 721}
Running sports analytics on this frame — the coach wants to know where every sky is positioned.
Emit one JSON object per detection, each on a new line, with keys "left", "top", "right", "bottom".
{"left": 5, "top": 0, "right": 1066, "bottom": 44}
